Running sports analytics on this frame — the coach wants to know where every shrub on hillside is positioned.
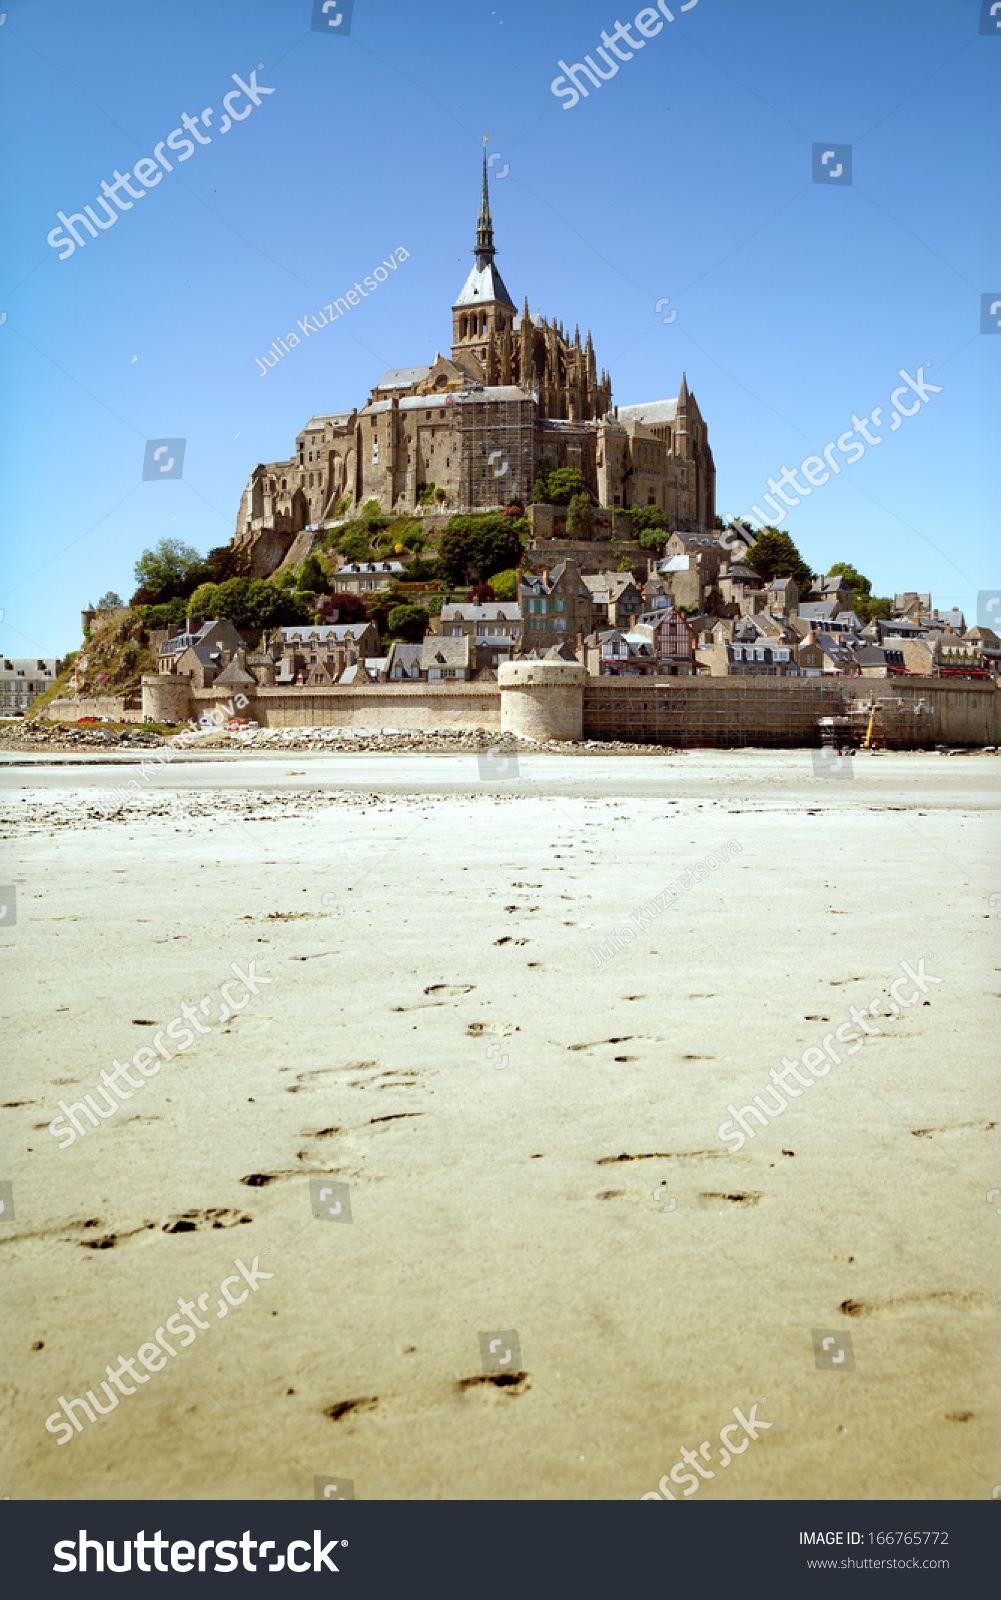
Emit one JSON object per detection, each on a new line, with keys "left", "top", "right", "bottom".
{"left": 386, "top": 603, "right": 430, "bottom": 642}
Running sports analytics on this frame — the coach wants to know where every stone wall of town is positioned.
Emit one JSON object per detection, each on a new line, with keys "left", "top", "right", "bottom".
{"left": 583, "top": 677, "right": 843, "bottom": 747}
{"left": 130, "top": 672, "right": 1001, "bottom": 746}
{"left": 45, "top": 696, "right": 143, "bottom": 723}
{"left": 194, "top": 682, "right": 503, "bottom": 732}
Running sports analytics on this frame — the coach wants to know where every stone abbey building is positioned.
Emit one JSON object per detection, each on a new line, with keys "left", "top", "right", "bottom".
{"left": 232, "top": 148, "right": 715, "bottom": 573}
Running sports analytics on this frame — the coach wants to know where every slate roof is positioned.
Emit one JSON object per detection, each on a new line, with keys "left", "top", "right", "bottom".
{"left": 274, "top": 624, "right": 371, "bottom": 645}
{"left": 797, "top": 600, "right": 841, "bottom": 622}
{"left": 441, "top": 602, "right": 521, "bottom": 622}
{"left": 453, "top": 259, "right": 516, "bottom": 310}
{"left": 376, "top": 367, "right": 431, "bottom": 390}
{"left": 420, "top": 636, "right": 470, "bottom": 670}
{"left": 300, "top": 413, "right": 353, "bottom": 432}
{"left": 614, "top": 400, "right": 680, "bottom": 426}
{"left": 334, "top": 561, "right": 404, "bottom": 575}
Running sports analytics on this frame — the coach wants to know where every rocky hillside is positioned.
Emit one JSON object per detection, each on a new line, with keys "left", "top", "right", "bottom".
{"left": 30, "top": 610, "right": 156, "bottom": 716}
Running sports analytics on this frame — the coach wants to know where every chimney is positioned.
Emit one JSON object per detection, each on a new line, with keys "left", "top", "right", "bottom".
{"left": 629, "top": 614, "right": 637, "bottom": 631}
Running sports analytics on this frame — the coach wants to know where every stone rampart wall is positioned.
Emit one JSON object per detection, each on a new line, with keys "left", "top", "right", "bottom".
{"left": 194, "top": 683, "right": 502, "bottom": 732}
{"left": 45, "top": 696, "right": 142, "bottom": 724}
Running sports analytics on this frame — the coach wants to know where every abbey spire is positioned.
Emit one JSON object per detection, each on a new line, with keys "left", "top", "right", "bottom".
{"left": 475, "top": 136, "right": 496, "bottom": 260}
{"left": 451, "top": 138, "right": 516, "bottom": 373}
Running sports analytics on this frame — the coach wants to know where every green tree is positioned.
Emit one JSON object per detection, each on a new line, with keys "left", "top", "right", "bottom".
{"left": 405, "top": 555, "right": 437, "bottom": 583}
{"left": 188, "top": 582, "right": 220, "bottom": 615}
{"left": 827, "top": 561, "right": 872, "bottom": 597}
{"left": 139, "top": 597, "right": 189, "bottom": 629}
{"left": 545, "top": 467, "right": 586, "bottom": 506}
{"left": 621, "top": 504, "right": 671, "bottom": 534}
{"left": 96, "top": 590, "right": 123, "bottom": 609}
{"left": 467, "top": 516, "right": 524, "bottom": 579}
{"left": 211, "top": 576, "right": 297, "bottom": 628}
{"left": 200, "top": 545, "right": 250, "bottom": 585}
{"left": 212, "top": 576, "right": 252, "bottom": 623}
{"left": 742, "top": 527, "right": 813, "bottom": 594}
{"left": 489, "top": 568, "right": 519, "bottom": 601}
{"left": 418, "top": 482, "right": 437, "bottom": 506}
{"left": 435, "top": 523, "right": 471, "bottom": 586}
{"left": 386, "top": 603, "right": 430, "bottom": 642}
{"left": 338, "top": 531, "right": 375, "bottom": 563}
{"left": 853, "top": 593, "right": 892, "bottom": 623}
{"left": 566, "top": 493, "right": 596, "bottom": 537}
{"left": 298, "top": 553, "right": 328, "bottom": 594}
{"left": 133, "top": 538, "right": 204, "bottom": 601}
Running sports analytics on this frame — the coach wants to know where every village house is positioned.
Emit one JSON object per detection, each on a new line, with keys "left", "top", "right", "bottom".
{"left": 579, "top": 627, "right": 657, "bottom": 677}
{"left": 268, "top": 622, "right": 381, "bottom": 663}
{"left": 695, "top": 637, "right": 795, "bottom": 676}
{"left": 420, "top": 635, "right": 470, "bottom": 681}
{"left": 432, "top": 601, "right": 523, "bottom": 648}
{"left": 656, "top": 529, "right": 722, "bottom": 613}
{"left": 633, "top": 607, "right": 695, "bottom": 674}
{"left": 854, "top": 644, "right": 906, "bottom": 677}
{"left": 1, "top": 657, "right": 59, "bottom": 716}
{"left": 796, "top": 631, "right": 857, "bottom": 675}
{"left": 582, "top": 570, "right": 643, "bottom": 630}
{"left": 765, "top": 576, "right": 800, "bottom": 615}
{"left": 806, "top": 574, "right": 856, "bottom": 607}
{"left": 333, "top": 560, "right": 406, "bottom": 594}
{"left": 157, "top": 617, "right": 244, "bottom": 674}
{"left": 519, "top": 558, "right": 592, "bottom": 650}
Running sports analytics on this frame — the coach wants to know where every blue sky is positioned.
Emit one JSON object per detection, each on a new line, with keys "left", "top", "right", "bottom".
{"left": 1, "top": 0, "right": 997, "bottom": 655}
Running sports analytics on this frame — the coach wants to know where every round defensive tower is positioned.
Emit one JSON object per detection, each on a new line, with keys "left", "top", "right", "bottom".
{"left": 498, "top": 659, "right": 586, "bottom": 742}
{"left": 141, "top": 672, "right": 194, "bottom": 724}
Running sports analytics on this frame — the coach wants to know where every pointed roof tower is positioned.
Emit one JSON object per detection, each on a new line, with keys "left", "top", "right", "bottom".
{"left": 679, "top": 371, "right": 689, "bottom": 404}
{"left": 452, "top": 137, "right": 516, "bottom": 312}
{"left": 475, "top": 137, "right": 496, "bottom": 260}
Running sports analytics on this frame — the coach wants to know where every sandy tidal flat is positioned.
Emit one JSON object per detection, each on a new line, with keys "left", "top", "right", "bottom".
{"left": 0, "top": 749, "right": 997, "bottom": 1500}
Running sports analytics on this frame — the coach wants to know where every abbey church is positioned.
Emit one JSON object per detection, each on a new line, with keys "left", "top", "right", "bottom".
{"left": 232, "top": 150, "right": 715, "bottom": 569}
